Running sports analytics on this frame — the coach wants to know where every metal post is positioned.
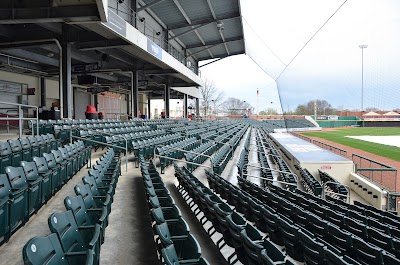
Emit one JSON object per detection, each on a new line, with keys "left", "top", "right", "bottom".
{"left": 18, "top": 106, "right": 22, "bottom": 138}
{"left": 359, "top": 45, "right": 368, "bottom": 121}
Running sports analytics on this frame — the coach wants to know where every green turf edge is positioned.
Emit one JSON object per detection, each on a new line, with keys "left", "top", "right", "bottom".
{"left": 301, "top": 128, "right": 400, "bottom": 162}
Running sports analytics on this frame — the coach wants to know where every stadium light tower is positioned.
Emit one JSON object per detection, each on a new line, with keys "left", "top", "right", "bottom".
{"left": 359, "top": 44, "right": 368, "bottom": 113}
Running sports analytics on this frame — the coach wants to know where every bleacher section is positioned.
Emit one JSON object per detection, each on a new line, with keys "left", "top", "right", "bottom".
{"left": 23, "top": 148, "right": 121, "bottom": 265}
{"left": 0, "top": 117, "right": 398, "bottom": 265}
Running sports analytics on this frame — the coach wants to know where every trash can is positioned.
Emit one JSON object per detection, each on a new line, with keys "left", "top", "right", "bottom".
{"left": 85, "top": 105, "right": 98, "bottom": 119}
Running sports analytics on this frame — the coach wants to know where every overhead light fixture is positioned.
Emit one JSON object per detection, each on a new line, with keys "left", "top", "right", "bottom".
{"left": 216, "top": 21, "right": 224, "bottom": 31}
{"left": 140, "top": 17, "right": 145, "bottom": 22}
{"left": 156, "top": 32, "right": 161, "bottom": 36}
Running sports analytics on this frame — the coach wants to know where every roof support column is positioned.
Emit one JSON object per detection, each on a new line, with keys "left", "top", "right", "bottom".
{"left": 195, "top": 98, "right": 200, "bottom": 116}
{"left": 165, "top": 83, "right": 170, "bottom": 118}
{"left": 40, "top": 78, "right": 46, "bottom": 107}
{"left": 131, "top": 0, "right": 137, "bottom": 28}
{"left": 147, "top": 96, "right": 151, "bottom": 119}
{"left": 131, "top": 71, "right": 139, "bottom": 118}
{"left": 126, "top": 94, "right": 130, "bottom": 115}
{"left": 183, "top": 93, "right": 188, "bottom": 118}
{"left": 61, "top": 41, "right": 73, "bottom": 118}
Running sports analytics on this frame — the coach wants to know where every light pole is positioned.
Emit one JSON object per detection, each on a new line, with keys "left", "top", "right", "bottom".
{"left": 359, "top": 45, "right": 368, "bottom": 113}
{"left": 270, "top": 101, "right": 273, "bottom": 115}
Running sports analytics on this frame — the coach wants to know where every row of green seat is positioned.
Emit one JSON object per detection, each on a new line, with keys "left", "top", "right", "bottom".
{"left": 174, "top": 164, "right": 293, "bottom": 265}
{"left": 157, "top": 137, "right": 200, "bottom": 173}
{"left": 254, "top": 129, "right": 275, "bottom": 187}
{"left": 318, "top": 170, "right": 348, "bottom": 200}
{"left": 236, "top": 174, "right": 400, "bottom": 264}
{"left": 211, "top": 125, "right": 248, "bottom": 175}
{"left": 23, "top": 148, "right": 121, "bottom": 265}
{"left": 139, "top": 156, "right": 209, "bottom": 265}
{"left": 185, "top": 141, "right": 219, "bottom": 172}
{"left": 0, "top": 133, "right": 61, "bottom": 174}
{"left": 236, "top": 128, "right": 252, "bottom": 177}
{"left": 133, "top": 133, "right": 184, "bottom": 160}
{"left": 298, "top": 167, "right": 322, "bottom": 196}
{"left": 0, "top": 140, "right": 90, "bottom": 246}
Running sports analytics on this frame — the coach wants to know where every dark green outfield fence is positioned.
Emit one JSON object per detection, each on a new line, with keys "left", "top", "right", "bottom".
{"left": 314, "top": 116, "right": 361, "bottom": 128}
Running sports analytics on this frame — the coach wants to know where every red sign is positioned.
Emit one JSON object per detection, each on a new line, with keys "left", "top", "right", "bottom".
{"left": 27, "top": 87, "right": 35, "bottom": 95}
{"left": 321, "top": 165, "right": 332, "bottom": 170}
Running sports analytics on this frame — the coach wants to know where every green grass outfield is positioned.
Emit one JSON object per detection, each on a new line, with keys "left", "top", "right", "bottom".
{"left": 301, "top": 127, "right": 400, "bottom": 162}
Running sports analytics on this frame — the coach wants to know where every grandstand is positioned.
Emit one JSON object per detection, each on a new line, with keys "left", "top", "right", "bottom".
{"left": 0, "top": 117, "right": 399, "bottom": 265}
{"left": 0, "top": 1, "right": 399, "bottom": 265}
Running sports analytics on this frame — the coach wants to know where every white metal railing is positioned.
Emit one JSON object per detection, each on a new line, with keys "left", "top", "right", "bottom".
{"left": 0, "top": 101, "right": 39, "bottom": 137}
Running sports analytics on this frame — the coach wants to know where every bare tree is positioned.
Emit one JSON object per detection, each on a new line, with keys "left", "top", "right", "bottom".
{"left": 222, "top": 97, "right": 253, "bottom": 115}
{"left": 294, "top": 99, "right": 337, "bottom": 115}
{"left": 199, "top": 79, "right": 224, "bottom": 116}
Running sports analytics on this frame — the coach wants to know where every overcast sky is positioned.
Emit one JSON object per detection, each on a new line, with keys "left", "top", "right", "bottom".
{"left": 201, "top": 0, "right": 400, "bottom": 113}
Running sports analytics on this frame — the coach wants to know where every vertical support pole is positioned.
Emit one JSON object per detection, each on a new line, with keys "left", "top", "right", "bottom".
{"left": 131, "top": 0, "right": 137, "bottom": 28}
{"left": 131, "top": 71, "right": 139, "bottom": 118}
{"left": 40, "top": 78, "right": 46, "bottom": 107}
{"left": 165, "top": 83, "right": 170, "bottom": 118}
{"left": 147, "top": 96, "right": 151, "bottom": 119}
{"left": 195, "top": 98, "right": 200, "bottom": 116}
{"left": 184, "top": 94, "right": 188, "bottom": 118}
{"left": 126, "top": 94, "right": 130, "bottom": 115}
{"left": 62, "top": 26, "right": 72, "bottom": 118}
{"left": 18, "top": 105, "right": 22, "bottom": 138}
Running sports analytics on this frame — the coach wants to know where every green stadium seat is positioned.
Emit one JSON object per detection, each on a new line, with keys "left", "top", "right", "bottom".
{"left": 28, "top": 136, "right": 40, "bottom": 158}
{"left": 19, "top": 162, "right": 43, "bottom": 215}
{"left": 21, "top": 160, "right": 51, "bottom": 206}
{"left": 51, "top": 150, "right": 68, "bottom": 185}
{"left": 74, "top": 184, "right": 111, "bottom": 217}
{"left": 43, "top": 153, "right": 61, "bottom": 193}
{"left": 35, "top": 135, "right": 46, "bottom": 156}
{"left": 19, "top": 138, "right": 32, "bottom": 162}
{"left": 64, "top": 195, "right": 107, "bottom": 245}
{"left": 0, "top": 174, "right": 11, "bottom": 245}
{"left": 161, "top": 244, "right": 209, "bottom": 265}
{"left": 258, "top": 239, "right": 286, "bottom": 265}
{"left": 4, "top": 166, "right": 28, "bottom": 234}
{"left": 82, "top": 175, "right": 114, "bottom": 201}
{"left": 0, "top": 141, "right": 12, "bottom": 174}
{"left": 48, "top": 210, "right": 101, "bottom": 265}
{"left": 240, "top": 224, "right": 264, "bottom": 265}
{"left": 156, "top": 222, "right": 201, "bottom": 260}
{"left": 33, "top": 156, "right": 53, "bottom": 200}
{"left": 23, "top": 233, "right": 95, "bottom": 265}
{"left": 8, "top": 139, "right": 23, "bottom": 167}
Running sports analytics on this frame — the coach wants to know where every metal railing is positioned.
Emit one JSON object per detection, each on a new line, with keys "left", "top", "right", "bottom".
{"left": 242, "top": 173, "right": 298, "bottom": 187}
{"left": 109, "top": 0, "right": 200, "bottom": 75}
{"left": 246, "top": 163, "right": 298, "bottom": 182}
{"left": 352, "top": 153, "right": 397, "bottom": 191}
{"left": 153, "top": 145, "right": 214, "bottom": 173}
{"left": 0, "top": 101, "right": 39, "bottom": 137}
{"left": 322, "top": 181, "right": 351, "bottom": 204}
{"left": 71, "top": 127, "right": 129, "bottom": 172}
{"left": 313, "top": 139, "right": 347, "bottom": 157}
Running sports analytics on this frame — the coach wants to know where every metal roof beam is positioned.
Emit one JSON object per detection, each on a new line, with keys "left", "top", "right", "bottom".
{"left": 77, "top": 39, "right": 129, "bottom": 51}
{"left": 0, "top": 49, "right": 59, "bottom": 67}
{"left": 168, "top": 23, "right": 209, "bottom": 41}
{"left": 141, "top": 69, "right": 178, "bottom": 75}
{"left": 168, "top": 13, "right": 240, "bottom": 30}
{"left": 137, "top": 0, "right": 167, "bottom": 12}
{"left": 186, "top": 36, "right": 242, "bottom": 49}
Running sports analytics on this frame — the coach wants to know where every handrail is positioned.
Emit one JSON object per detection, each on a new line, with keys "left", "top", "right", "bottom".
{"left": 246, "top": 163, "right": 298, "bottom": 182}
{"left": 0, "top": 101, "right": 39, "bottom": 137}
{"left": 154, "top": 154, "right": 213, "bottom": 172}
{"left": 322, "top": 181, "right": 351, "bottom": 204}
{"left": 242, "top": 173, "right": 298, "bottom": 187}
{"left": 153, "top": 144, "right": 214, "bottom": 172}
{"left": 72, "top": 135, "right": 128, "bottom": 172}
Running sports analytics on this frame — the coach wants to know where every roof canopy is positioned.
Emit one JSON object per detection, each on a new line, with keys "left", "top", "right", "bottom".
{"left": 363, "top": 111, "right": 381, "bottom": 116}
{"left": 140, "top": 0, "right": 245, "bottom": 61}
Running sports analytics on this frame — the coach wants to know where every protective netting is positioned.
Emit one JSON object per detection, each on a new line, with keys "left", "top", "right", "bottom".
{"left": 241, "top": 0, "right": 400, "bottom": 114}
